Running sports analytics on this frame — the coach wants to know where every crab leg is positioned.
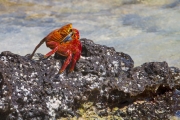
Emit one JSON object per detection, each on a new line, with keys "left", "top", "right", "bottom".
{"left": 44, "top": 41, "right": 59, "bottom": 58}
{"left": 69, "top": 50, "right": 81, "bottom": 72}
{"left": 59, "top": 50, "right": 72, "bottom": 73}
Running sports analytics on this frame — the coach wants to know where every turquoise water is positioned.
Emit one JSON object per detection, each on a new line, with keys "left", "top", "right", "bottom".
{"left": 0, "top": 0, "right": 180, "bottom": 68}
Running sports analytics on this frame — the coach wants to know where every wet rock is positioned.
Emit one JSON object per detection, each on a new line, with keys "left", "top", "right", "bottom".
{"left": 0, "top": 38, "right": 179, "bottom": 120}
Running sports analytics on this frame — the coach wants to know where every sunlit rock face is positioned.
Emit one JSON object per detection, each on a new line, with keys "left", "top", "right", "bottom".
{"left": 0, "top": 39, "right": 179, "bottom": 120}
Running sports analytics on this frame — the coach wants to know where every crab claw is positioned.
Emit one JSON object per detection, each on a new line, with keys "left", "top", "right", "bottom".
{"left": 63, "top": 28, "right": 80, "bottom": 42}
{"left": 71, "top": 28, "right": 80, "bottom": 39}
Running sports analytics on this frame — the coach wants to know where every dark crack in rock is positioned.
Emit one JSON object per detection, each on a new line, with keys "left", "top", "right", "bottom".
{"left": 0, "top": 38, "right": 179, "bottom": 120}
{"left": 124, "top": 89, "right": 180, "bottom": 120}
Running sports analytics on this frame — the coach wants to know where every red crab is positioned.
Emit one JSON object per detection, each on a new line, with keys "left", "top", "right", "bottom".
{"left": 30, "top": 24, "right": 82, "bottom": 73}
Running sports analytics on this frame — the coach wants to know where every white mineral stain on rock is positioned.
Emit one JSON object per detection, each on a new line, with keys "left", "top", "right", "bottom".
{"left": 46, "top": 96, "right": 61, "bottom": 119}
{"left": 1, "top": 56, "right": 8, "bottom": 65}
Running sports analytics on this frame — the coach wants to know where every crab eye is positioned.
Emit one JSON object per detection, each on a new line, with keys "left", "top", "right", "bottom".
{"left": 69, "top": 29, "right": 72, "bottom": 32}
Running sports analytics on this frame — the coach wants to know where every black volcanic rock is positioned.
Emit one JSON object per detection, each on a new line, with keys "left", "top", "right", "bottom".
{"left": 0, "top": 38, "right": 179, "bottom": 120}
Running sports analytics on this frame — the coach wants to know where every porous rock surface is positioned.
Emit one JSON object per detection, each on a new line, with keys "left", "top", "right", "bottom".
{"left": 0, "top": 38, "right": 179, "bottom": 120}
